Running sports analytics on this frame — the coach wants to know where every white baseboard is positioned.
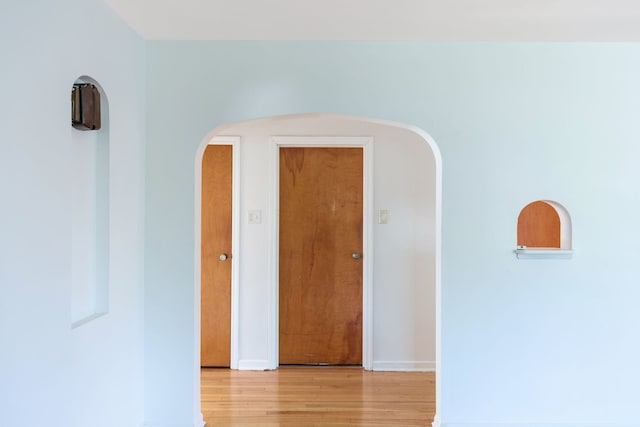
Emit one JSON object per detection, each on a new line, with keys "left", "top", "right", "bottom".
{"left": 142, "top": 424, "right": 203, "bottom": 427}
{"left": 142, "top": 413, "right": 204, "bottom": 427}
{"left": 442, "top": 424, "right": 638, "bottom": 427}
{"left": 237, "top": 359, "right": 272, "bottom": 370}
{"left": 142, "top": 410, "right": 204, "bottom": 427}
{"left": 371, "top": 360, "right": 435, "bottom": 372}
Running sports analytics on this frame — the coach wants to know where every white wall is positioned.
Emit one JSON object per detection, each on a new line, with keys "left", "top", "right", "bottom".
{"left": 213, "top": 115, "right": 436, "bottom": 370}
{"left": 0, "top": 1, "right": 146, "bottom": 426}
{"left": 145, "top": 41, "right": 640, "bottom": 427}
{"left": 9, "top": 9, "right": 640, "bottom": 427}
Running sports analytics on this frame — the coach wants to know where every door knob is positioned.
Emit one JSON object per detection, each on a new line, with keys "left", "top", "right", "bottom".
{"left": 352, "top": 252, "right": 362, "bottom": 260}
{"left": 219, "top": 253, "right": 229, "bottom": 261}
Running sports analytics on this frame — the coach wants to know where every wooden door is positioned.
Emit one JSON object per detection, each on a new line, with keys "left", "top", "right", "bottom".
{"left": 201, "top": 145, "right": 232, "bottom": 367}
{"left": 279, "top": 147, "right": 363, "bottom": 365}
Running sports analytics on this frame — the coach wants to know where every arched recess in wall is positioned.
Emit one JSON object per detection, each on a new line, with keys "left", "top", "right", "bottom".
{"left": 516, "top": 200, "right": 572, "bottom": 259}
{"left": 192, "top": 113, "right": 443, "bottom": 427}
{"left": 70, "top": 75, "right": 110, "bottom": 328}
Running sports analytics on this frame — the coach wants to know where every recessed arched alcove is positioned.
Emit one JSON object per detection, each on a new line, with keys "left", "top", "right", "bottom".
{"left": 70, "top": 75, "right": 110, "bottom": 328}
{"left": 516, "top": 200, "right": 572, "bottom": 258}
{"left": 192, "top": 113, "right": 442, "bottom": 427}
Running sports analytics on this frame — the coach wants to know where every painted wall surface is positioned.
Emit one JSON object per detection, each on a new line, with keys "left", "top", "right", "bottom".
{"left": 146, "top": 42, "right": 640, "bottom": 426}
{"left": 0, "top": 0, "right": 146, "bottom": 426}
{"left": 215, "top": 115, "right": 436, "bottom": 370}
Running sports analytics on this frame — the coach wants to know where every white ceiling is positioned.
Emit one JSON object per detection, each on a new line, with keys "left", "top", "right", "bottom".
{"left": 102, "top": 0, "right": 640, "bottom": 41}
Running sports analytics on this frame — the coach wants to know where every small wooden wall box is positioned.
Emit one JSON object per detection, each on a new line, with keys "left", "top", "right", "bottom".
{"left": 72, "top": 83, "right": 101, "bottom": 130}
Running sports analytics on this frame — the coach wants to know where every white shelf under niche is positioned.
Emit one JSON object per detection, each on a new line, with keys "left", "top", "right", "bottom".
{"left": 514, "top": 247, "right": 573, "bottom": 259}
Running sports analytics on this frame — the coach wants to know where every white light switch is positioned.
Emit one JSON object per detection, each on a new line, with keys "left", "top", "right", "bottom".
{"left": 248, "top": 210, "right": 262, "bottom": 224}
{"left": 378, "top": 209, "right": 389, "bottom": 224}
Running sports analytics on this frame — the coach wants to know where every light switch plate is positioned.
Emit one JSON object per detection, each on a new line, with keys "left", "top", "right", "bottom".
{"left": 248, "top": 210, "right": 262, "bottom": 224}
{"left": 378, "top": 209, "right": 389, "bottom": 224}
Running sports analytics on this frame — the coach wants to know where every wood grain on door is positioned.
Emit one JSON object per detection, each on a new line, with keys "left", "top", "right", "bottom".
{"left": 279, "top": 147, "right": 363, "bottom": 365}
{"left": 201, "top": 144, "right": 233, "bottom": 367}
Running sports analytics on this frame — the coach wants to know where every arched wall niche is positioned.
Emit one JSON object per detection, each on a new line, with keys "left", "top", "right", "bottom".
{"left": 192, "top": 113, "right": 443, "bottom": 427}
{"left": 70, "top": 75, "right": 110, "bottom": 328}
{"left": 516, "top": 200, "right": 572, "bottom": 257}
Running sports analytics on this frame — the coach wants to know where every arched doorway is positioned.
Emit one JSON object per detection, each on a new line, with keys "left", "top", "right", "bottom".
{"left": 193, "top": 113, "right": 442, "bottom": 426}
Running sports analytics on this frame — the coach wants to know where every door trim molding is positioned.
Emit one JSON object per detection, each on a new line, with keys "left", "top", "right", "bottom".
{"left": 269, "top": 136, "right": 374, "bottom": 369}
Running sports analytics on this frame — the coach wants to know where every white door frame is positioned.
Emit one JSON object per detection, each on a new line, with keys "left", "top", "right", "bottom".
{"left": 268, "top": 136, "right": 374, "bottom": 369}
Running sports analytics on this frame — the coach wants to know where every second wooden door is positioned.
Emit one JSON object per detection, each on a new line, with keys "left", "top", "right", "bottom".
{"left": 201, "top": 144, "right": 232, "bottom": 367}
{"left": 279, "top": 147, "right": 363, "bottom": 365}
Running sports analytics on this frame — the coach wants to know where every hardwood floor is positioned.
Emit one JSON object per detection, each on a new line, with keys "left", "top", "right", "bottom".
{"left": 201, "top": 366, "right": 435, "bottom": 426}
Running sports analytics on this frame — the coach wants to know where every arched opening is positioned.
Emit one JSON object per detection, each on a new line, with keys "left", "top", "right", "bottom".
{"left": 515, "top": 200, "right": 573, "bottom": 259}
{"left": 193, "top": 113, "right": 442, "bottom": 427}
{"left": 70, "top": 75, "right": 110, "bottom": 328}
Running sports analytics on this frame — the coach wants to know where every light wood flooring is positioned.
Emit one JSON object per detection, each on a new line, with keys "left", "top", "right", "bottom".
{"left": 201, "top": 366, "right": 435, "bottom": 426}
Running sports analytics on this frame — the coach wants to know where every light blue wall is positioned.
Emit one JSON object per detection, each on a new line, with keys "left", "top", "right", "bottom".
{"left": 146, "top": 41, "right": 640, "bottom": 426}
{"left": 0, "top": 1, "right": 146, "bottom": 426}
